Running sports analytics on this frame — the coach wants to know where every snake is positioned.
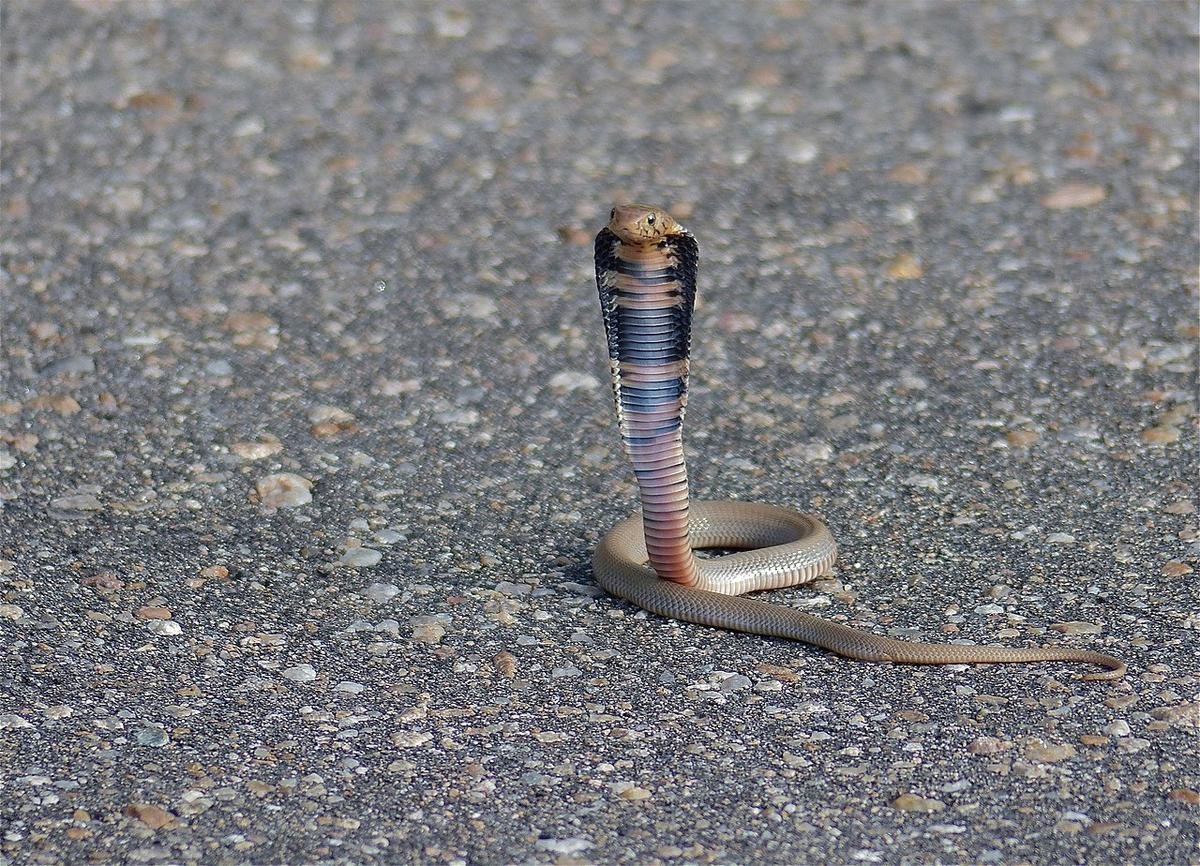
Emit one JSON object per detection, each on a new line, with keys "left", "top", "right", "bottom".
{"left": 590, "top": 203, "right": 1126, "bottom": 681}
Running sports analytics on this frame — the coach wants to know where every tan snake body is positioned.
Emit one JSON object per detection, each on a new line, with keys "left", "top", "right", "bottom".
{"left": 592, "top": 203, "right": 1125, "bottom": 681}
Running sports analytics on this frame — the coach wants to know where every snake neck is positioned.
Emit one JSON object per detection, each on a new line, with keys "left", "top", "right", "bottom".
{"left": 597, "top": 232, "right": 699, "bottom": 586}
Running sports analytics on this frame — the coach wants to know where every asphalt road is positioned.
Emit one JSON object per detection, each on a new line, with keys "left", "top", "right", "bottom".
{"left": 2, "top": 2, "right": 1197, "bottom": 864}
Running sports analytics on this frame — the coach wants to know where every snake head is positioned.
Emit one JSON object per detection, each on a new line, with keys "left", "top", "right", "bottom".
{"left": 607, "top": 203, "right": 683, "bottom": 244}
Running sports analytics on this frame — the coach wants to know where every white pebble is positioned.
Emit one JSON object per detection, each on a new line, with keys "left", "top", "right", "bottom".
{"left": 255, "top": 473, "right": 313, "bottom": 509}
{"left": 308, "top": 405, "right": 355, "bottom": 425}
{"left": 548, "top": 370, "right": 599, "bottom": 391}
{"left": 433, "top": 408, "right": 479, "bottom": 426}
{"left": 535, "top": 839, "right": 594, "bottom": 855}
{"left": 50, "top": 493, "right": 103, "bottom": 511}
{"left": 783, "top": 138, "right": 818, "bottom": 164}
{"left": 282, "top": 664, "right": 317, "bottom": 683}
{"left": 360, "top": 582, "right": 399, "bottom": 602}
{"left": 340, "top": 548, "right": 382, "bottom": 567}
{"left": 1104, "top": 720, "right": 1131, "bottom": 737}
{"left": 410, "top": 617, "right": 446, "bottom": 644}
{"left": 391, "top": 731, "right": 433, "bottom": 748}
{"left": 720, "top": 674, "right": 753, "bottom": 692}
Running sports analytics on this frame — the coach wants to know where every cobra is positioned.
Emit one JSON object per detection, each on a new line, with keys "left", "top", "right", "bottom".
{"left": 591, "top": 203, "right": 1126, "bottom": 681}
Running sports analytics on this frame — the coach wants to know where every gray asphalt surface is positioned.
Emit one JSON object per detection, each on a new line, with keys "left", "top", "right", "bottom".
{"left": 2, "top": 2, "right": 1198, "bottom": 865}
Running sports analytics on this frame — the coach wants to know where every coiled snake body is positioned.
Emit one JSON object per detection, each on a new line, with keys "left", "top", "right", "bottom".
{"left": 592, "top": 203, "right": 1125, "bottom": 681}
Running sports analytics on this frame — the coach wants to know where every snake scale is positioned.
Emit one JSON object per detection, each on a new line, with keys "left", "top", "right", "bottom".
{"left": 591, "top": 203, "right": 1126, "bottom": 681}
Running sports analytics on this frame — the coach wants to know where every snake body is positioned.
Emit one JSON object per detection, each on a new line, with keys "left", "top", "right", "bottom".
{"left": 592, "top": 203, "right": 1125, "bottom": 681}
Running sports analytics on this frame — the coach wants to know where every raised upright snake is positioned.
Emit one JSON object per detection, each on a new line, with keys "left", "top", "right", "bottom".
{"left": 591, "top": 203, "right": 1125, "bottom": 681}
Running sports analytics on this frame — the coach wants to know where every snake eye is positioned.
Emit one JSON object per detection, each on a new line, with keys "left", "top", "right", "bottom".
{"left": 646, "top": 213, "right": 656, "bottom": 225}
{"left": 609, "top": 208, "right": 616, "bottom": 220}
